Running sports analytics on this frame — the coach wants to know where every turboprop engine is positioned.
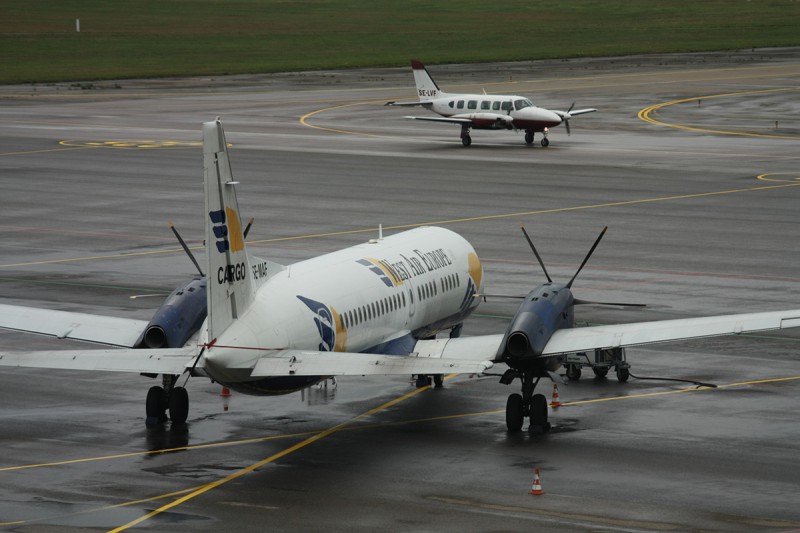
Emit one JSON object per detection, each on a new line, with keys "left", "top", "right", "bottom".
{"left": 136, "top": 277, "right": 207, "bottom": 349}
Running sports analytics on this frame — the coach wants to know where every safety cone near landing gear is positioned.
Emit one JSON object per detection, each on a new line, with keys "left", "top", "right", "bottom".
{"left": 220, "top": 386, "right": 231, "bottom": 397}
{"left": 529, "top": 468, "right": 544, "bottom": 495}
{"left": 550, "top": 383, "right": 561, "bottom": 408}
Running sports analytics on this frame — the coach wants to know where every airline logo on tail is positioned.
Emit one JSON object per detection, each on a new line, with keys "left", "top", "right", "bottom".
{"left": 209, "top": 207, "right": 244, "bottom": 253}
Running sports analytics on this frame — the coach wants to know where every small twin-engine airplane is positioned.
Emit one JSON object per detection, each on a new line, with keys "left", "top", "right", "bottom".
{"left": 1, "top": 119, "right": 799, "bottom": 433}
{"left": 386, "top": 60, "right": 597, "bottom": 147}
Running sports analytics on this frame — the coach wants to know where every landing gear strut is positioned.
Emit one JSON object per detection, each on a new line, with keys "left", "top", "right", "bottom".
{"left": 505, "top": 371, "right": 550, "bottom": 432}
{"left": 145, "top": 374, "right": 189, "bottom": 426}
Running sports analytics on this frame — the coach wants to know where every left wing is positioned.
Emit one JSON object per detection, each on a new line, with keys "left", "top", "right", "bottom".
{"left": 541, "top": 309, "right": 800, "bottom": 356}
{"left": 553, "top": 108, "right": 597, "bottom": 118}
{"left": 405, "top": 113, "right": 514, "bottom": 129}
{"left": 0, "top": 347, "right": 198, "bottom": 374}
{"left": 0, "top": 303, "right": 147, "bottom": 347}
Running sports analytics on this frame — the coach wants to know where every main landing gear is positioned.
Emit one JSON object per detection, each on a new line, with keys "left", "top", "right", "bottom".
{"left": 146, "top": 374, "right": 189, "bottom": 426}
{"left": 460, "top": 125, "right": 472, "bottom": 147}
{"left": 524, "top": 130, "right": 550, "bottom": 147}
{"left": 502, "top": 370, "right": 550, "bottom": 433}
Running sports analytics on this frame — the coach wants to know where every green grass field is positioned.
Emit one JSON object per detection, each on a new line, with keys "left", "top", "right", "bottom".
{"left": 2, "top": 0, "right": 799, "bottom": 84}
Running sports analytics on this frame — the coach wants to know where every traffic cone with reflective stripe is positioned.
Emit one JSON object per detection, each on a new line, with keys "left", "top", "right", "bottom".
{"left": 529, "top": 468, "right": 544, "bottom": 495}
{"left": 220, "top": 386, "right": 231, "bottom": 397}
{"left": 550, "top": 383, "right": 561, "bottom": 408}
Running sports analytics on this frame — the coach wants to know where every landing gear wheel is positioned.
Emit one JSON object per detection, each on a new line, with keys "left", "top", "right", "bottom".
{"left": 593, "top": 367, "right": 609, "bottom": 379}
{"left": 524, "top": 131, "right": 534, "bottom": 145}
{"left": 530, "top": 393, "right": 550, "bottom": 431}
{"left": 433, "top": 374, "right": 444, "bottom": 388}
{"left": 566, "top": 364, "right": 582, "bottom": 381}
{"left": 146, "top": 386, "right": 168, "bottom": 424}
{"left": 616, "top": 367, "right": 630, "bottom": 382}
{"left": 461, "top": 134, "right": 472, "bottom": 147}
{"left": 168, "top": 386, "right": 189, "bottom": 425}
{"left": 541, "top": 137, "right": 550, "bottom": 147}
{"left": 506, "top": 393, "right": 524, "bottom": 432}
{"left": 415, "top": 375, "right": 432, "bottom": 388}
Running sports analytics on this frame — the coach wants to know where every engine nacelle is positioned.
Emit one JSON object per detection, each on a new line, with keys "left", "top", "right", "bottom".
{"left": 136, "top": 277, "right": 207, "bottom": 349}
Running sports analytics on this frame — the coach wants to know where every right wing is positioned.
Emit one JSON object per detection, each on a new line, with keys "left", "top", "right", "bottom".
{"left": 0, "top": 303, "right": 147, "bottom": 348}
{"left": 0, "top": 346, "right": 198, "bottom": 374}
{"left": 385, "top": 100, "right": 435, "bottom": 107}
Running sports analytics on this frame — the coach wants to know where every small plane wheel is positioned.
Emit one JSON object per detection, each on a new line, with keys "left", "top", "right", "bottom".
{"left": 415, "top": 375, "right": 432, "bottom": 388}
{"left": 461, "top": 134, "right": 472, "bottom": 147}
{"left": 524, "top": 131, "right": 534, "bottom": 145}
{"left": 530, "top": 393, "right": 549, "bottom": 430}
{"left": 541, "top": 137, "right": 550, "bottom": 148}
{"left": 593, "top": 367, "right": 609, "bottom": 379}
{"left": 145, "top": 385, "right": 167, "bottom": 420}
{"left": 506, "top": 393, "right": 524, "bottom": 432}
{"left": 616, "top": 367, "right": 630, "bottom": 383}
{"left": 168, "top": 386, "right": 189, "bottom": 425}
{"left": 433, "top": 374, "right": 444, "bottom": 388}
{"left": 566, "top": 364, "right": 581, "bottom": 381}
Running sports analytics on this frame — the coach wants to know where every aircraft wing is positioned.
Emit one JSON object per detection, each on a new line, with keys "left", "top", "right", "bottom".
{"left": 0, "top": 303, "right": 147, "bottom": 348}
{"left": 541, "top": 309, "right": 800, "bottom": 355}
{"left": 404, "top": 115, "right": 473, "bottom": 125}
{"left": 554, "top": 108, "right": 597, "bottom": 118}
{"left": 385, "top": 100, "right": 435, "bottom": 107}
{"left": 0, "top": 347, "right": 198, "bottom": 374}
{"left": 249, "top": 335, "right": 503, "bottom": 377}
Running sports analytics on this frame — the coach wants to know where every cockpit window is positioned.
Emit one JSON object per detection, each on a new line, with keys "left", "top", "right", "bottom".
{"left": 514, "top": 99, "right": 534, "bottom": 110}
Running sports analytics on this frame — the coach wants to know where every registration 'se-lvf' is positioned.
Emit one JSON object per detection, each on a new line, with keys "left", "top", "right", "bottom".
{"left": 386, "top": 60, "right": 597, "bottom": 147}
{"left": 2, "top": 120, "right": 799, "bottom": 433}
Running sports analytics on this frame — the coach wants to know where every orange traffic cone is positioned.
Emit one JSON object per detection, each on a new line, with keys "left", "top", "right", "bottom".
{"left": 220, "top": 386, "right": 231, "bottom": 397}
{"left": 550, "top": 383, "right": 561, "bottom": 408}
{"left": 529, "top": 468, "right": 544, "bottom": 495}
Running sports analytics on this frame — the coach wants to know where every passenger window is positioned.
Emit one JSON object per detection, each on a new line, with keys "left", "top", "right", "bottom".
{"left": 448, "top": 101, "right": 454, "bottom": 108}
{"left": 481, "top": 101, "right": 490, "bottom": 110}
{"left": 467, "top": 100, "right": 477, "bottom": 110}
{"left": 457, "top": 100, "right": 464, "bottom": 109}
{"left": 492, "top": 101, "right": 500, "bottom": 110}
{"left": 501, "top": 101, "right": 512, "bottom": 111}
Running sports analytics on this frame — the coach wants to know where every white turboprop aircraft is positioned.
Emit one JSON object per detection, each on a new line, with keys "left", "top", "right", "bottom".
{"left": 386, "top": 60, "right": 597, "bottom": 147}
{"left": 1, "top": 119, "right": 799, "bottom": 432}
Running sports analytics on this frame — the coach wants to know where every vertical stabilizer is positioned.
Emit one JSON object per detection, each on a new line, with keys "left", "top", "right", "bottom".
{"left": 411, "top": 59, "right": 445, "bottom": 100}
{"left": 203, "top": 119, "right": 254, "bottom": 342}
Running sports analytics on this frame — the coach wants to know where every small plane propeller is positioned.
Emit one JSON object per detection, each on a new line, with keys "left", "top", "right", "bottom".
{"left": 563, "top": 102, "right": 576, "bottom": 135}
{"left": 169, "top": 221, "right": 204, "bottom": 277}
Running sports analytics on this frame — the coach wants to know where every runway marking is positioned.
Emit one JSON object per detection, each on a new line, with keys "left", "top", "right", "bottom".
{"left": 2, "top": 178, "right": 798, "bottom": 270}
{"left": 108, "top": 381, "right": 439, "bottom": 532}
{"left": 638, "top": 88, "right": 800, "bottom": 139}
{"left": 757, "top": 172, "right": 800, "bottom": 183}
{"left": 299, "top": 99, "right": 388, "bottom": 137}
{"left": 59, "top": 139, "right": 204, "bottom": 149}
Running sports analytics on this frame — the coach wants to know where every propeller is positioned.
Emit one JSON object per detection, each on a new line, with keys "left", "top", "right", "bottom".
{"left": 563, "top": 102, "right": 575, "bottom": 135}
{"left": 519, "top": 224, "right": 552, "bottom": 282}
{"left": 169, "top": 221, "right": 204, "bottom": 277}
{"left": 566, "top": 226, "right": 606, "bottom": 288}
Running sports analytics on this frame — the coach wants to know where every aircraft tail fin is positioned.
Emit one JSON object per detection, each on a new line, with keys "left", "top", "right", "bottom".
{"left": 411, "top": 59, "right": 445, "bottom": 100}
{"left": 203, "top": 119, "right": 255, "bottom": 342}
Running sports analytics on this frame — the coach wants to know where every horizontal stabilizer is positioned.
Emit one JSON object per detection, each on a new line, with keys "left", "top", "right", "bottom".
{"left": 250, "top": 350, "right": 493, "bottom": 377}
{"left": 0, "top": 303, "right": 147, "bottom": 347}
{"left": 0, "top": 347, "right": 198, "bottom": 374}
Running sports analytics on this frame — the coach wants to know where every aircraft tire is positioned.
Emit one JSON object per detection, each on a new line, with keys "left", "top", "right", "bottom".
{"left": 168, "top": 387, "right": 189, "bottom": 425}
{"left": 461, "top": 134, "right": 472, "bottom": 147}
{"left": 146, "top": 386, "right": 167, "bottom": 419}
{"left": 433, "top": 374, "right": 444, "bottom": 388}
{"left": 524, "top": 131, "right": 534, "bottom": 145}
{"left": 506, "top": 393, "right": 524, "bottom": 432}
{"left": 530, "top": 393, "right": 548, "bottom": 428}
{"left": 541, "top": 137, "right": 550, "bottom": 147}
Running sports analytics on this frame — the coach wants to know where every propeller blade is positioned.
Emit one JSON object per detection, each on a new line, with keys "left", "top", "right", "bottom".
{"left": 243, "top": 217, "right": 255, "bottom": 239}
{"left": 566, "top": 226, "right": 607, "bottom": 288}
{"left": 519, "top": 224, "right": 552, "bottom": 283}
{"left": 567, "top": 101, "right": 575, "bottom": 113}
{"left": 169, "top": 221, "right": 205, "bottom": 277}
{"left": 565, "top": 119, "right": 571, "bottom": 136}
{"left": 573, "top": 298, "right": 646, "bottom": 307}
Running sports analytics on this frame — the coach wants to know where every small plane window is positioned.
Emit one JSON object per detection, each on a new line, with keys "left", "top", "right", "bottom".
{"left": 457, "top": 100, "right": 465, "bottom": 109}
{"left": 481, "top": 101, "right": 490, "bottom": 110}
{"left": 492, "top": 101, "right": 501, "bottom": 111}
{"left": 501, "top": 101, "right": 512, "bottom": 111}
{"left": 448, "top": 101, "right": 454, "bottom": 108}
{"left": 514, "top": 99, "right": 533, "bottom": 110}
{"left": 467, "top": 100, "right": 477, "bottom": 110}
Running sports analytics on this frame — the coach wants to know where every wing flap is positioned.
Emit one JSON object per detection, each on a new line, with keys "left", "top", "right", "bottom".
{"left": 0, "top": 347, "right": 198, "bottom": 374}
{"left": 542, "top": 309, "right": 800, "bottom": 355}
{"left": 0, "top": 303, "right": 147, "bottom": 347}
